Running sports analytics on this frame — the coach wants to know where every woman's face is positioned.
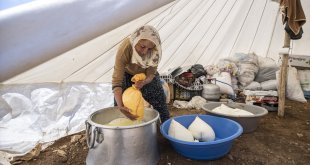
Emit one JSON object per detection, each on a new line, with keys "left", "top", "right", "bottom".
{"left": 135, "top": 39, "right": 155, "bottom": 56}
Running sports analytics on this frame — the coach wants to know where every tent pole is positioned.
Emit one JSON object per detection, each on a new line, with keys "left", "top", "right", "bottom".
{"left": 278, "top": 32, "right": 290, "bottom": 117}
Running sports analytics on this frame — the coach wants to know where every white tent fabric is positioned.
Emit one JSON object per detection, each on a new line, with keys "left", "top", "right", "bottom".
{"left": 0, "top": 0, "right": 175, "bottom": 82}
{"left": 1, "top": 0, "right": 309, "bottom": 84}
{"left": 0, "top": 0, "right": 309, "bottom": 161}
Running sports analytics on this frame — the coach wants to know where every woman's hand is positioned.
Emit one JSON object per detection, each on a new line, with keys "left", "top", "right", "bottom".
{"left": 134, "top": 80, "right": 146, "bottom": 89}
{"left": 134, "top": 74, "right": 154, "bottom": 89}
{"left": 114, "top": 87, "right": 138, "bottom": 120}
{"left": 118, "top": 106, "right": 139, "bottom": 120}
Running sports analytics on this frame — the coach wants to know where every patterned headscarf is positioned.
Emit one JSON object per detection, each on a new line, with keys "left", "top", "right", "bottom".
{"left": 130, "top": 25, "right": 161, "bottom": 68}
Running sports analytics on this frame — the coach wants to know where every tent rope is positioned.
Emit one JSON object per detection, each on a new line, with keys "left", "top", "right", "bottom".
{"left": 247, "top": 0, "right": 268, "bottom": 54}
{"left": 195, "top": 0, "right": 237, "bottom": 63}
{"left": 64, "top": 2, "right": 178, "bottom": 82}
{"left": 160, "top": 0, "right": 204, "bottom": 44}
{"left": 266, "top": 4, "right": 281, "bottom": 58}
{"left": 160, "top": 0, "right": 217, "bottom": 71}
{"left": 180, "top": 0, "right": 229, "bottom": 67}
{"left": 227, "top": 0, "right": 256, "bottom": 57}
{"left": 154, "top": 0, "right": 180, "bottom": 29}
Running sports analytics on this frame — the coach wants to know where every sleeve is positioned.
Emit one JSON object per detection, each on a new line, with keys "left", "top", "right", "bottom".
{"left": 112, "top": 39, "right": 132, "bottom": 89}
{"left": 146, "top": 66, "right": 157, "bottom": 77}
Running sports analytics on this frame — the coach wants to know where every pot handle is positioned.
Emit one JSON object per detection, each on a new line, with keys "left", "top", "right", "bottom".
{"left": 96, "top": 129, "right": 104, "bottom": 144}
{"left": 85, "top": 120, "right": 97, "bottom": 149}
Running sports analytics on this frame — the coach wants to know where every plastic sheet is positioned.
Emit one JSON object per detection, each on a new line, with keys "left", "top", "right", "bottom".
{"left": 0, "top": 82, "right": 113, "bottom": 156}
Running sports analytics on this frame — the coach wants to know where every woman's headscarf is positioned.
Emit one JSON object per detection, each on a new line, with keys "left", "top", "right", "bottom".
{"left": 129, "top": 25, "right": 161, "bottom": 69}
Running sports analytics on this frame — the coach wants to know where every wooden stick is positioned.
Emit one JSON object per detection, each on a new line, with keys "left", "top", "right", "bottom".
{"left": 283, "top": 32, "right": 291, "bottom": 48}
{"left": 278, "top": 32, "right": 290, "bottom": 117}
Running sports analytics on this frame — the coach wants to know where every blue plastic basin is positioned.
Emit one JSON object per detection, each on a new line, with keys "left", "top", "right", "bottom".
{"left": 160, "top": 115, "right": 243, "bottom": 160}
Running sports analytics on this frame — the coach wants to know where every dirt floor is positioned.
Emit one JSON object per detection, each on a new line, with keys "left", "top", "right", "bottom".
{"left": 13, "top": 99, "right": 310, "bottom": 165}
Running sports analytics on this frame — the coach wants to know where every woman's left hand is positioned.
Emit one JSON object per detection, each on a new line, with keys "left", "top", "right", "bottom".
{"left": 134, "top": 80, "right": 146, "bottom": 89}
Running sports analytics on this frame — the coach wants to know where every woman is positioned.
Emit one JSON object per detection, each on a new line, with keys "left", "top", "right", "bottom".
{"left": 112, "top": 25, "right": 170, "bottom": 122}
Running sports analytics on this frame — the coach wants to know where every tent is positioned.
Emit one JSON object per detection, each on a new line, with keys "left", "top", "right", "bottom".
{"left": 0, "top": 0, "right": 309, "bottom": 162}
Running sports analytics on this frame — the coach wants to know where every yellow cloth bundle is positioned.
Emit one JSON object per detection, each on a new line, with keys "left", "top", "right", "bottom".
{"left": 122, "top": 73, "right": 146, "bottom": 120}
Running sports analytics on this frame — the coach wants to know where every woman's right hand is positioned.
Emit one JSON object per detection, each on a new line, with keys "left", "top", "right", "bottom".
{"left": 114, "top": 87, "right": 138, "bottom": 120}
{"left": 118, "top": 106, "right": 139, "bottom": 120}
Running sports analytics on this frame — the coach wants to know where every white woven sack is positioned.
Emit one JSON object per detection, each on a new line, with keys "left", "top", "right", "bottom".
{"left": 297, "top": 70, "right": 310, "bottom": 91}
{"left": 212, "top": 72, "right": 234, "bottom": 95}
{"left": 168, "top": 119, "right": 195, "bottom": 142}
{"left": 276, "top": 67, "right": 306, "bottom": 103}
{"left": 244, "top": 81, "right": 261, "bottom": 90}
{"left": 260, "top": 80, "right": 277, "bottom": 90}
{"left": 188, "top": 116, "right": 215, "bottom": 142}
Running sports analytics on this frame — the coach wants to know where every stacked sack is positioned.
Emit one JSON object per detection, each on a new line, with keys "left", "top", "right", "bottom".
{"left": 244, "top": 56, "right": 279, "bottom": 91}
{"left": 231, "top": 53, "right": 259, "bottom": 88}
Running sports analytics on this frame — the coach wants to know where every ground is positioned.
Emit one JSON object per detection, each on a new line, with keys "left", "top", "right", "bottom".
{"left": 14, "top": 100, "right": 310, "bottom": 165}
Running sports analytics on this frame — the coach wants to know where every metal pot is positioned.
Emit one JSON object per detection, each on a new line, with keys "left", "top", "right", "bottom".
{"left": 85, "top": 107, "right": 160, "bottom": 165}
{"left": 202, "top": 78, "right": 221, "bottom": 101}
